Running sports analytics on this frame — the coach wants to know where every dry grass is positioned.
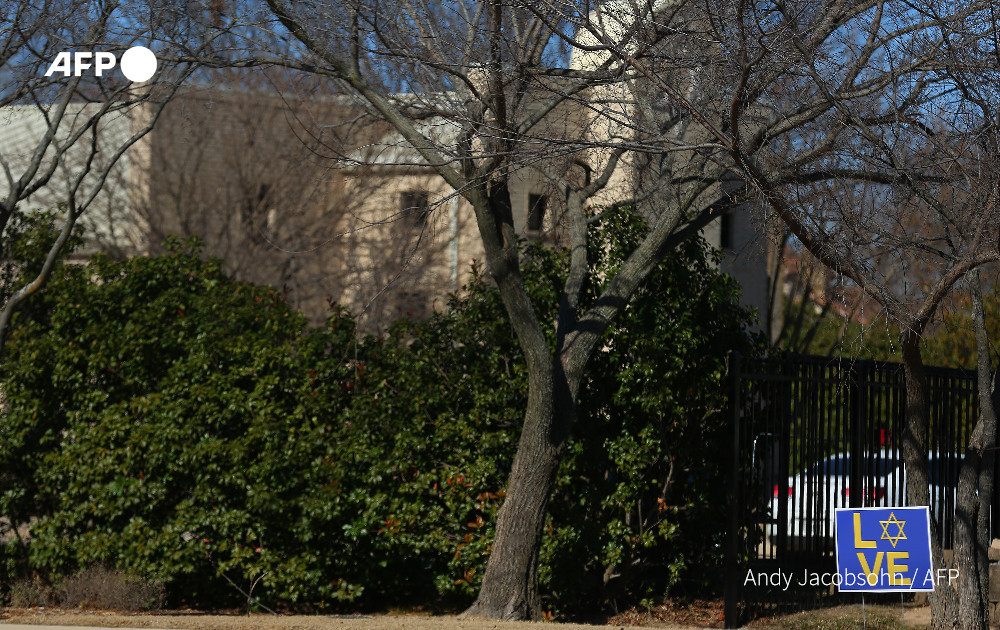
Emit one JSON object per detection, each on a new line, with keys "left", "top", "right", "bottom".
{"left": 4, "top": 566, "right": 170, "bottom": 612}
{"left": 7, "top": 576, "right": 51, "bottom": 608}
{"left": 56, "top": 566, "right": 166, "bottom": 611}
{"left": 746, "top": 604, "right": 906, "bottom": 630}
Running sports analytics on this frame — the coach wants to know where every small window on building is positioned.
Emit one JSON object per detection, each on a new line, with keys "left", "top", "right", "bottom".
{"left": 527, "top": 194, "right": 547, "bottom": 233}
{"left": 720, "top": 212, "right": 733, "bottom": 250}
{"left": 401, "top": 190, "right": 430, "bottom": 228}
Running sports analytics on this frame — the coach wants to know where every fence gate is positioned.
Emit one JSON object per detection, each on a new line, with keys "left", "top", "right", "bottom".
{"left": 724, "top": 354, "right": 993, "bottom": 627}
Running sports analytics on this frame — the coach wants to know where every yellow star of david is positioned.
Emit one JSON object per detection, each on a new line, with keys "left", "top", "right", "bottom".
{"left": 880, "top": 512, "right": 907, "bottom": 548}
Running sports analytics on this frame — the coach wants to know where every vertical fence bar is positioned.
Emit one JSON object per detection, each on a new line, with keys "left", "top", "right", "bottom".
{"left": 849, "top": 361, "right": 864, "bottom": 510}
{"left": 777, "top": 361, "right": 789, "bottom": 563}
{"left": 725, "top": 354, "right": 743, "bottom": 629}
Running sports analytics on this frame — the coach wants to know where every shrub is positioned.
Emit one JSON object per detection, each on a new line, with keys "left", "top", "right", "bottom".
{"left": 543, "top": 213, "right": 763, "bottom": 610}
{"left": 335, "top": 209, "right": 764, "bottom": 613}
{"left": 1, "top": 238, "right": 358, "bottom": 607}
{"left": 7, "top": 575, "right": 52, "bottom": 608}
{"left": 57, "top": 565, "right": 166, "bottom": 611}
{"left": 1, "top": 210, "right": 761, "bottom": 613}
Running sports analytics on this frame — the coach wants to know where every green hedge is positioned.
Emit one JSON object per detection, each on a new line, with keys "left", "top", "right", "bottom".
{"left": 0, "top": 211, "right": 761, "bottom": 614}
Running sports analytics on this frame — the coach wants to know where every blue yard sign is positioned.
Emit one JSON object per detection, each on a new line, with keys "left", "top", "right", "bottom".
{"left": 834, "top": 506, "right": 934, "bottom": 592}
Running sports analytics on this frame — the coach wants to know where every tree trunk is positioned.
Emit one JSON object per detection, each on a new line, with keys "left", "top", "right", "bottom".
{"left": 463, "top": 359, "right": 574, "bottom": 619}
{"left": 955, "top": 445, "right": 988, "bottom": 630}
{"left": 461, "top": 183, "right": 575, "bottom": 620}
{"left": 901, "top": 331, "right": 958, "bottom": 628}
{"left": 954, "top": 275, "right": 997, "bottom": 630}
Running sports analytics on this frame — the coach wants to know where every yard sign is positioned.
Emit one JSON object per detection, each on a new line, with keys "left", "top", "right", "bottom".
{"left": 834, "top": 506, "right": 934, "bottom": 592}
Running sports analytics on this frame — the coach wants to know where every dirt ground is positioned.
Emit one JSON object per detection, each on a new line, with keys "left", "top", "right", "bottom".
{"left": 0, "top": 609, "right": 708, "bottom": 630}
{"left": 0, "top": 602, "right": 934, "bottom": 629}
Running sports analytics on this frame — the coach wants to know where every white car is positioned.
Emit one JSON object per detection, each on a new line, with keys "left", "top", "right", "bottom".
{"left": 767, "top": 449, "right": 958, "bottom": 549}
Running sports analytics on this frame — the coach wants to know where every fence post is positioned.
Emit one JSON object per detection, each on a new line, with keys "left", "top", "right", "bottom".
{"left": 849, "top": 361, "right": 867, "bottom": 508}
{"left": 725, "top": 353, "right": 743, "bottom": 628}
{"left": 992, "top": 375, "right": 1000, "bottom": 541}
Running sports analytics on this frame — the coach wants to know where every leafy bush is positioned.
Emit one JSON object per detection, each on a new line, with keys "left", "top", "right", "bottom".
{"left": 780, "top": 290, "right": 1000, "bottom": 370}
{"left": 332, "top": 209, "right": 764, "bottom": 613}
{"left": 1, "top": 239, "right": 359, "bottom": 607}
{"left": 0, "top": 210, "right": 761, "bottom": 613}
{"left": 544, "top": 213, "right": 763, "bottom": 610}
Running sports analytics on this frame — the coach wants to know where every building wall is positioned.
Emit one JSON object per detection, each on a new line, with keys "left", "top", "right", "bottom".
{"left": 126, "top": 88, "right": 483, "bottom": 332}
{"left": 2, "top": 82, "right": 773, "bottom": 334}
{"left": 569, "top": 57, "right": 772, "bottom": 333}
{"left": 713, "top": 208, "right": 771, "bottom": 332}
{"left": 337, "top": 169, "right": 483, "bottom": 330}
{"left": 0, "top": 103, "right": 144, "bottom": 257}
{"left": 134, "top": 89, "right": 359, "bottom": 325}
{"left": 0, "top": 93, "right": 568, "bottom": 332}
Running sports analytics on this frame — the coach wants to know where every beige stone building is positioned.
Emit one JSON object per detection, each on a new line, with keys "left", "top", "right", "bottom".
{"left": 1, "top": 83, "right": 771, "bottom": 334}
{"left": 1, "top": 90, "right": 487, "bottom": 332}
{"left": 130, "top": 86, "right": 583, "bottom": 332}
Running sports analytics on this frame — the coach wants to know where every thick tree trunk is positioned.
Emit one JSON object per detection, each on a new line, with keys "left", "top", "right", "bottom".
{"left": 954, "top": 275, "right": 997, "bottom": 630}
{"left": 461, "top": 182, "right": 575, "bottom": 620}
{"left": 955, "top": 450, "right": 988, "bottom": 630}
{"left": 463, "top": 361, "right": 574, "bottom": 619}
{"left": 901, "top": 331, "right": 959, "bottom": 629}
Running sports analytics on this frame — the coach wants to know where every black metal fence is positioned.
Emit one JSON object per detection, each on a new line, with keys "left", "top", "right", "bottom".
{"left": 724, "top": 354, "right": 992, "bottom": 627}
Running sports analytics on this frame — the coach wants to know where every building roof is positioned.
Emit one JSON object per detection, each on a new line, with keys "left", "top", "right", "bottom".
{"left": 345, "top": 116, "right": 462, "bottom": 169}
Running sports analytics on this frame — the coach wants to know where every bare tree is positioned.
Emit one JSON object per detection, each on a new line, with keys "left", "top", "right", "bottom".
{"left": 178, "top": 0, "right": 747, "bottom": 619}
{"left": 175, "top": 0, "right": 1000, "bottom": 620}
{"left": 567, "top": 0, "right": 1000, "bottom": 626}
{"left": 953, "top": 269, "right": 998, "bottom": 630}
